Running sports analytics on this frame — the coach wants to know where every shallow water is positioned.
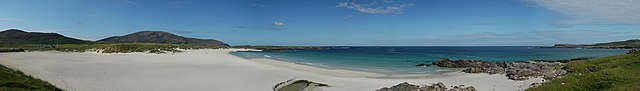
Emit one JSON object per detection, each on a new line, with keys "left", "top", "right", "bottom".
{"left": 231, "top": 46, "right": 628, "bottom": 74}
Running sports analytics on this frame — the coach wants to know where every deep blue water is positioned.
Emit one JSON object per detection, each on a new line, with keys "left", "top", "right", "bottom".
{"left": 230, "top": 46, "right": 628, "bottom": 74}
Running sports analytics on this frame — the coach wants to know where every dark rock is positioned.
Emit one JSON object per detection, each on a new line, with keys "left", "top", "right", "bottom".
{"left": 0, "top": 48, "right": 25, "bottom": 53}
{"left": 569, "top": 57, "right": 593, "bottom": 61}
{"left": 415, "top": 63, "right": 432, "bottom": 67}
{"left": 375, "top": 87, "right": 391, "bottom": 91}
{"left": 628, "top": 49, "right": 640, "bottom": 54}
{"left": 432, "top": 59, "right": 491, "bottom": 68}
{"left": 390, "top": 82, "right": 420, "bottom": 91}
{"left": 377, "top": 82, "right": 477, "bottom": 91}
{"left": 379, "top": 82, "right": 419, "bottom": 91}
{"left": 459, "top": 60, "right": 567, "bottom": 80}
{"left": 418, "top": 82, "right": 447, "bottom": 91}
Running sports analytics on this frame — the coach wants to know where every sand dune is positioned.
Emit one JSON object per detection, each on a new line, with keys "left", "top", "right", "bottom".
{"left": 0, "top": 49, "right": 542, "bottom": 91}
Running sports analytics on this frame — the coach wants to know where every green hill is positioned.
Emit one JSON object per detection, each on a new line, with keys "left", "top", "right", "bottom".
{"left": 0, "top": 29, "right": 91, "bottom": 45}
{"left": 98, "top": 31, "right": 228, "bottom": 46}
{"left": 527, "top": 53, "right": 640, "bottom": 91}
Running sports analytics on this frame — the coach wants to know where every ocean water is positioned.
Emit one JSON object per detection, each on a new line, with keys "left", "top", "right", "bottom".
{"left": 230, "top": 46, "right": 628, "bottom": 74}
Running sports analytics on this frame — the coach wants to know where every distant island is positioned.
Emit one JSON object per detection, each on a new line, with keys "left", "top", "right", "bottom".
{"left": 548, "top": 39, "right": 640, "bottom": 49}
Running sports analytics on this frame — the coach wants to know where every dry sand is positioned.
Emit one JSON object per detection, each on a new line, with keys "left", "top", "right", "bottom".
{"left": 0, "top": 49, "right": 543, "bottom": 91}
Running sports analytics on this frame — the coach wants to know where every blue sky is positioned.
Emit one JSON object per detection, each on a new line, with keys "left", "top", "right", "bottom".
{"left": 1, "top": 0, "right": 639, "bottom": 46}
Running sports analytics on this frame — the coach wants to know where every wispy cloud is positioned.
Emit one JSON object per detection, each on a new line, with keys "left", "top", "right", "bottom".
{"left": 121, "top": 0, "right": 137, "bottom": 4}
{"left": 343, "top": 14, "right": 354, "bottom": 19}
{"left": 168, "top": 0, "right": 190, "bottom": 8}
{"left": 172, "top": 30, "right": 193, "bottom": 34}
{"left": 31, "top": 29, "right": 72, "bottom": 33}
{"left": 251, "top": 3, "right": 269, "bottom": 8}
{"left": 527, "top": 0, "right": 640, "bottom": 26}
{"left": 376, "top": 30, "right": 639, "bottom": 46}
{"left": 0, "top": 18, "right": 23, "bottom": 22}
{"left": 273, "top": 21, "right": 287, "bottom": 26}
{"left": 90, "top": 14, "right": 102, "bottom": 18}
{"left": 336, "top": 0, "right": 413, "bottom": 14}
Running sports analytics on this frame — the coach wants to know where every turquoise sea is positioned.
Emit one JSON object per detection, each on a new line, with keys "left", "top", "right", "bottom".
{"left": 230, "top": 46, "right": 628, "bottom": 74}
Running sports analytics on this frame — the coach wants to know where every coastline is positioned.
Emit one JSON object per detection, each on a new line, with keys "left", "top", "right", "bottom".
{"left": 0, "top": 49, "right": 543, "bottom": 91}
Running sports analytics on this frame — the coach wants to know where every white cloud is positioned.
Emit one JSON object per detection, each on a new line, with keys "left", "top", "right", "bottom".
{"left": 336, "top": 0, "right": 413, "bottom": 14}
{"left": 273, "top": 21, "right": 287, "bottom": 26}
{"left": 527, "top": 0, "right": 640, "bottom": 26}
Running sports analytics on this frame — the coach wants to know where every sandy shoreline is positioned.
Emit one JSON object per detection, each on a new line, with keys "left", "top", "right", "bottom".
{"left": 0, "top": 49, "right": 543, "bottom": 91}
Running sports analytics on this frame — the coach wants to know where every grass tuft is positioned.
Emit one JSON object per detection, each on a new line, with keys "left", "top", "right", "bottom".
{"left": 0, "top": 64, "right": 62, "bottom": 91}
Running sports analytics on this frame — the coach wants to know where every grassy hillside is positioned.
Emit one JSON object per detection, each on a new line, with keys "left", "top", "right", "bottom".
{"left": 0, "top": 64, "right": 62, "bottom": 91}
{"left": 527, "top": 53, "right": 640, "bottom": 91}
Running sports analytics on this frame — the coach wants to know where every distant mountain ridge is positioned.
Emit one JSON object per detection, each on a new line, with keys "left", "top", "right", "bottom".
{"left": 552, "top": 39, "right": 640, "bottom": 48}
{"left": 0, "top": 29, "right": 90, "bottom": 44}
{"left": 98, "top": 31, "right": 228, "bottom": 46}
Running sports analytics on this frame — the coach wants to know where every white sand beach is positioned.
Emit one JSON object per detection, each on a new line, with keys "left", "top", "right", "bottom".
{"left": 0, "top": 49, "right": 543, "bottom": 91}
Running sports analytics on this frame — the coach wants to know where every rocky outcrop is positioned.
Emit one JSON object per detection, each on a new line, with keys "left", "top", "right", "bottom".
{"left": 431, "top": 59, "right": 491, "bottom": 68}
{"left": 628, "top": 49, "right": 640, "bottom": 54}
{"left": 459, "top": 61, "right": 568, "bottom": 80}
{"left": 0, "top": 48, "right": 24, "bottom": 53}
{"left": 532, "top": 57, "right": 594, "bottom": 63}
{"left": 430, "top": 57, "right": 593, "bottom": 80}
{"left": 99, "top": 31, "right": 228, "bottom": 46}
{"left": 376, "top": 82, "right": 477, "bottom": 91}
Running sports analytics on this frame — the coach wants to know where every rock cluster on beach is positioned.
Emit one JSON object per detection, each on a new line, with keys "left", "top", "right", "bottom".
{"left": 431, "top": 58, "right": 581, "bottom": 80}
{"left": 431, "top": 59, "right": 491, "bottom": 68}
{"left": 628, "top": 49, "right": 640, "bottom": 54}
{"left": 376, "top": 82, "right": 476, "bottom": 91}
{"left": 0, "top": 48, "right": 25, "bottom": 53}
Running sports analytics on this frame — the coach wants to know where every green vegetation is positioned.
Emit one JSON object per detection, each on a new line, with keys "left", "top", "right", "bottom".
{"left": 0, "top": 43, "right": 228, "bottom": 54}
{"left": 527, "top": 53, "right": 640, "bottom": 91}
{"left": 0, "top": 64, "right": 62, "bottom": 91}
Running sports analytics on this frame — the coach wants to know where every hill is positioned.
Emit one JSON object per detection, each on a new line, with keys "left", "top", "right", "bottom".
{"left": 552, "top": 39, "right": 640, "bottom": 48}
{"left": 527, "top": 52, "right": 640, "bottom": 90}
{"left": 0, "top": 29, "right": 90, "bottom": 44}
{"left": 98, "top": 31, "right": 228, "bottom": 46}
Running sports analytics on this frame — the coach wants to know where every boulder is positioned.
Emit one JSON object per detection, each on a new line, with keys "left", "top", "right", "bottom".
{"left": 415, "top": 63, "right": 432, "bottom": 67}
{"left": 391, "top": 82, "right": 420, "bottom": 91}
{"left": 418, "top": 82, "right": 447, "bottom": 91}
